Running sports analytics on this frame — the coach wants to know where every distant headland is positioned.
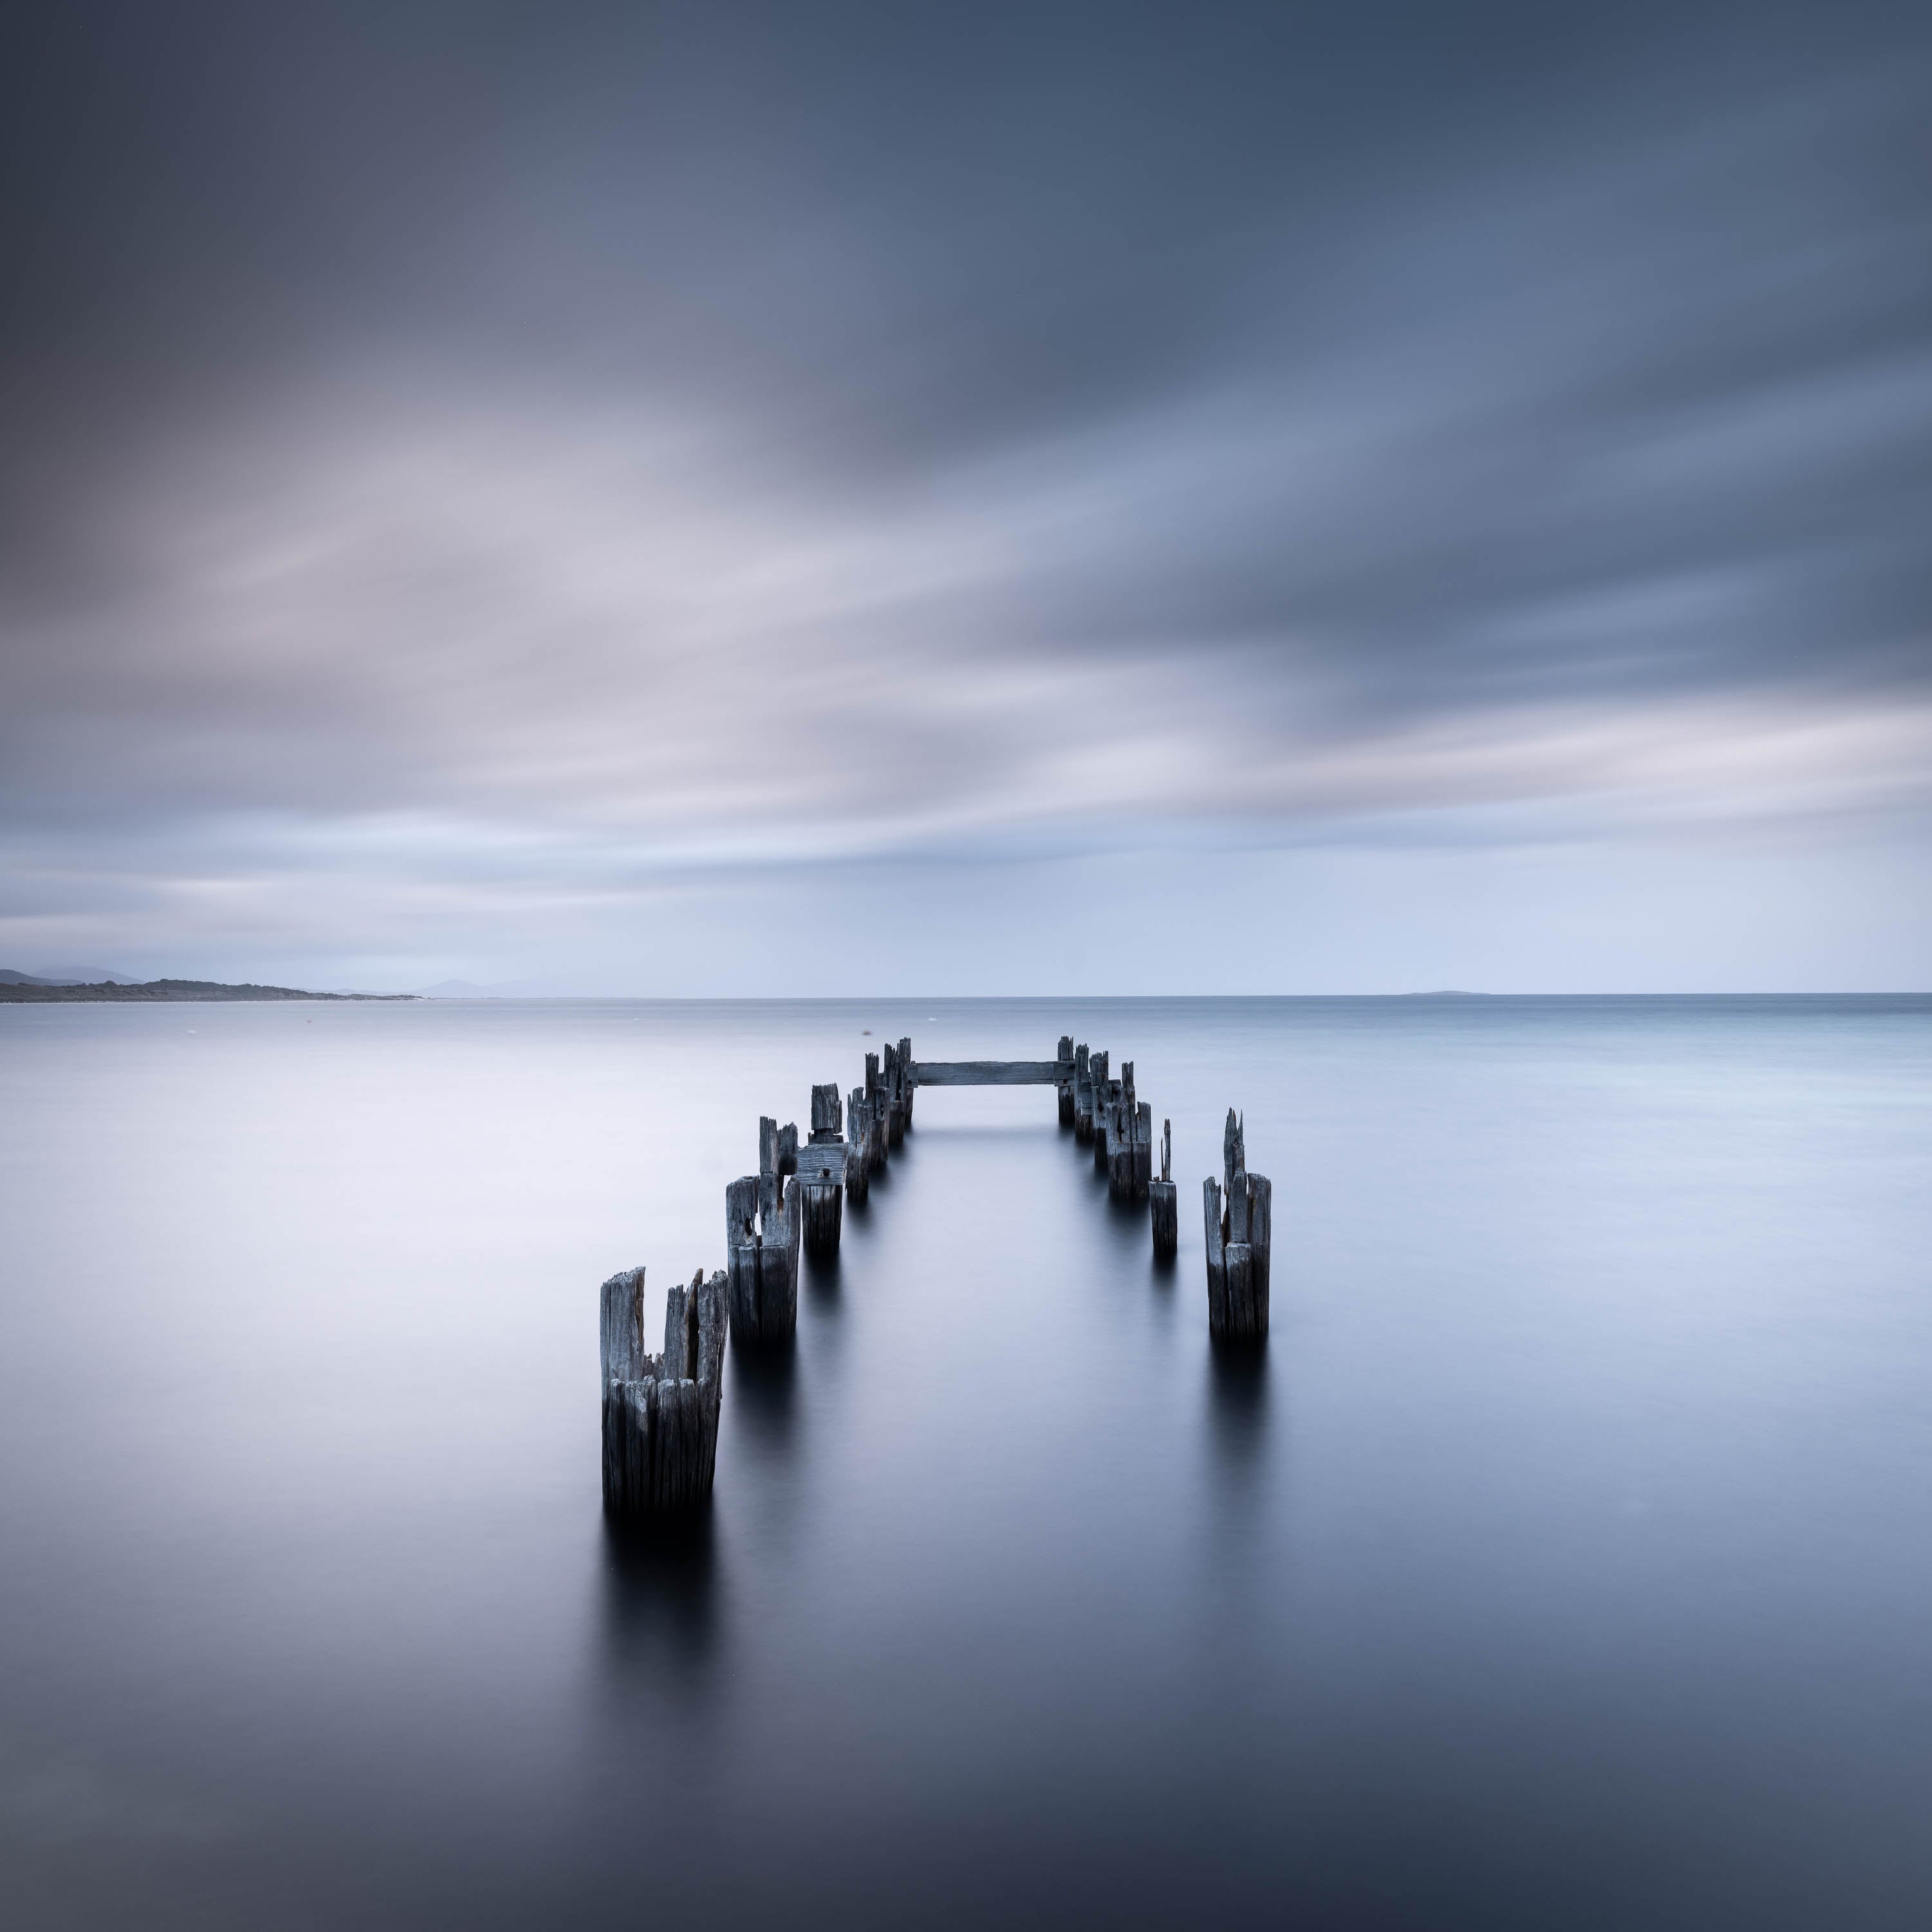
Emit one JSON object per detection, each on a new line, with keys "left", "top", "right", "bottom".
{"left": 0, "top": 972, "right": 413, "bottom": 1003}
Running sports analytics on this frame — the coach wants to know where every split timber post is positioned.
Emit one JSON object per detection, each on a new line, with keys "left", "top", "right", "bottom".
{"left": 844, "top": 1086, "right": 873, "bottom": 1204}
{"left": 1093, "top": 1056, "right": 1118, "bottom": 1177}
{"left": 600, "top": 1264, "right": 728, "bottom": 1516}
{"left": 862, "top": 1054, "right": 887, "bottom": 1173}
{"left": 1073, "top": 1045, "right": 1094, "bottom": 1142}
{"left": 726, "top": 1117, "right": 802, "bottom": 1346}
{"left": 1056, "top": 1036, "right": 1076, "bottom": 1126}
{"left": 1204, "top": 1110, "right": 1273, "bottom": 1345}
{"left": 1106, "top": 1061, "right": 1152, "bottom": 1204}
{"left": 1150, "top": 1119, "right": 1177, "bottom": 1258}
{"left": 882, "top": 1037, "right": 914, "bottom": 1146}
{"left": 1090, "top": 1050, "right": 1110, "bottom": 1148}
{"left": 801, "top": 1083, "right": 846, "bottom": 1257}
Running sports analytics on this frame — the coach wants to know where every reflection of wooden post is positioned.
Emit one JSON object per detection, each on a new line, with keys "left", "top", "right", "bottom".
{"left": 1204, "top": 1109, "right": 1271, "bottom": 1343}
{"left": 600, "top": 1264, "right": 728, "bottom": 1517}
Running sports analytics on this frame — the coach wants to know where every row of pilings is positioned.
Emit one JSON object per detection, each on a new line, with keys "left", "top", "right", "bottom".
{"left": 601, "top": 1029, "right": 1273, "bottom": 1522}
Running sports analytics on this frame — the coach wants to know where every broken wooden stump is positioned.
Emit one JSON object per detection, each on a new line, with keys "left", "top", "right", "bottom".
{"left": 1092, "top": 1057, "right": 1118, "bottom": 1177}
{"left": 1103, "top": 1062, "right": 1153, "bottom": 1204}
{"left": 1056, "top": 1035, "right": 1076, "bottom": 1126}
{"left": 726, "top": 1126, "right": 802, "bottom": 1345}
{"left": 881, "top": 1037, "right": 914, "bottom": 1145}
{"left": 1150, "top": 1117, "right": 1177, "bottom": 1258}
{"left": 1106, "top": 1061, "right": 1133, "bottom": 1197}
{"left": 600, "top": 1264, "right": 728, "bottom": 1517}
{"left": 862, "top": 1054, "right": 888, "bottom": 1172}
{"left": 1204, "top": 1109, "right": 1272, "bottom": 1344}
{"left": 844, "top": 1086, "right": 873, "bottom": 1204}
{"left": 801, "top": 1083, "right": 846, "bottom": 1256}
{"left": 1073, "top": 1043, "right": 1094, "bottom": 1142}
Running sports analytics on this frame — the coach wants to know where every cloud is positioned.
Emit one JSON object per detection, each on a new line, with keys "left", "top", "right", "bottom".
{"left": 1, "top": 2, "right": 1927, "bottom": 985}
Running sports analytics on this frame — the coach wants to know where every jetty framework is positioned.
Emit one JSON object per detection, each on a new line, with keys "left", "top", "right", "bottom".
{"left": 600, "top": 1036, "right": 1273, "bottom": 1519}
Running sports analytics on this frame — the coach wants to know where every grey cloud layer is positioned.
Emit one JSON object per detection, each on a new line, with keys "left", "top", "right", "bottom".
{"left": 2, "top": 2, "right": 1929, "bottom": 980}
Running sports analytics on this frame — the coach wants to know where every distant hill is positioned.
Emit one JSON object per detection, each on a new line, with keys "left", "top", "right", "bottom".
{"left": 0, "top": 977, "right": 415, "bottom": 1003}
{"left": 15, "top": 964, "right": 142, "bottom": 984}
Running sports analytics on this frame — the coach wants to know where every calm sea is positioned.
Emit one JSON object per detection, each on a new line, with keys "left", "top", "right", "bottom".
{"left": 1, "top": 996, "right": 1928, "bottom": 1927}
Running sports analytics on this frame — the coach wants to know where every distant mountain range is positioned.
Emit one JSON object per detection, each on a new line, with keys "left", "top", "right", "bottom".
{"left": 0, "top": 965, "right": 142, "bottom": 985}
{"left": 1, "top": 973, "right": 415, "bottom": 1003}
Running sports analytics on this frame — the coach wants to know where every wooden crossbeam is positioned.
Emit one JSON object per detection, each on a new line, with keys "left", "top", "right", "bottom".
{"left": 913, "top": 1060, "right": 1066, "bottom": 1086}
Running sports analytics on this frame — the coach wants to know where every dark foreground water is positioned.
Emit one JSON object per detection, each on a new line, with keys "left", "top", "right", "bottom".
{"left": 1, "top": 996, "right": 1929, "bottom": 1928}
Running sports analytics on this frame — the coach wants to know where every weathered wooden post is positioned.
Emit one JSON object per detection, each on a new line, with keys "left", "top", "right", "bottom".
{"left": 802, "top": 1083, "right": 844, "bottom": 1256}
{"left": 726, "top": 1120, "right": 802, "bottom": 1345}
{"left": 881, "top": 1038, "right": 914, "bottom": 1145}
{"left": 1092, "top": 1055, "right": 1116, "bottom": 1176}
{"left": 882, "top": 1042, "right": 900, "bottom": 1148}
{"left": 845, "top": 1086, "right": 873, "bottom": 1204}
{"left": 1107, "top": 1062, "right": 1137, "bottom": 1198}
{"left": 1074, "top": 1044, "right": 1094, "bottom": 1142}
{"left": 1204, "top": 1109, "right": 1272, "bottom": 1344}
{"left": 777, "top": 1121, "right": 799, "bottom": 1180}
{"left": 1150, "top": 1118, "right": 1177, "bottom": 1257}
{"left": 863, "top": 1053, "right": 887, "bottom": 1171}
{"left": 600, "top": 1264, "right": 728, "bottom": 1517}
{"left": 1056, "top": 1036, "right": 1076, "bottom": 1126}
{"left": 1133, "top": 1100, "right": 1153, "bottom": 1200}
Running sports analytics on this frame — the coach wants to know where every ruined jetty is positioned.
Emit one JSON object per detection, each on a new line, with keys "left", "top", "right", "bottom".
{"left": 601, "top": 1031, "right": 1249, "bottom": 1521}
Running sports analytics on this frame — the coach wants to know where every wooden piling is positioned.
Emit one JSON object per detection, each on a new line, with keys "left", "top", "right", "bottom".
{"left": 1094, "top": 1069, "right": 1119, "bottom": 1176}
{"left": 726, "top": 1132, "right": 800, "bottom": 1346}
{"left": 1074, "top": 1044, "right": 1094, "bottom": 1142}
{"left": 844, "top": 1086, "right": 873, "bottom": 1204}
{"left": 600, "top": 1264, "right": 728, "bottom": 1517}
{"left": 1203, "top": 1109, "right": 1271, "bottom": 1343}
{"left": 863, "top": 1054, "right": 887, "bottom": 1171}
{"left": 802, "top": 1083, "right": 845, "bottom": 1256}
{"left": 1056, "top": 1036, "right": 1076, "bottom": 1126}
{"left": 1150, "top": 1117, "right": 1177, "bottom": 1257}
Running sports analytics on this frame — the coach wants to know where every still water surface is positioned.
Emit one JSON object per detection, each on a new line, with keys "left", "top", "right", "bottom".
{"left": 1, "top": 996, "right": 1928, "bottom": 1927}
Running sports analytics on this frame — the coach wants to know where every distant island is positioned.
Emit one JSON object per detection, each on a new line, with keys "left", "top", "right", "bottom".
{"left": 0, "top": 974, "right": 413, "bottom": 1003}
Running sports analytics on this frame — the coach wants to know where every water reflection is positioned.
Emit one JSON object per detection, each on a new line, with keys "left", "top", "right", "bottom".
{"left": 1205, "top": 1345, "right": 1272, "bottom": 1488}
{"left": 802, "top": 1248, "right": 846, "bottom": 1309}
{"left": 726, "top": 1340, "right": 799, "bottom": 1458}
{"left": 598, "top": 1513, "right": 723, "bottom": 1700}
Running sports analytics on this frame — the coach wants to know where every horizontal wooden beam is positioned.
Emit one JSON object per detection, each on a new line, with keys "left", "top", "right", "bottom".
{"left": 914, "top": 1061, "right": 1066, "bottom": 1087}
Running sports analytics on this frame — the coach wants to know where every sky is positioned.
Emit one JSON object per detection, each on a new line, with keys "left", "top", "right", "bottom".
{"left": 2, "top": 1, "right": 1929, "bottom": 993}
